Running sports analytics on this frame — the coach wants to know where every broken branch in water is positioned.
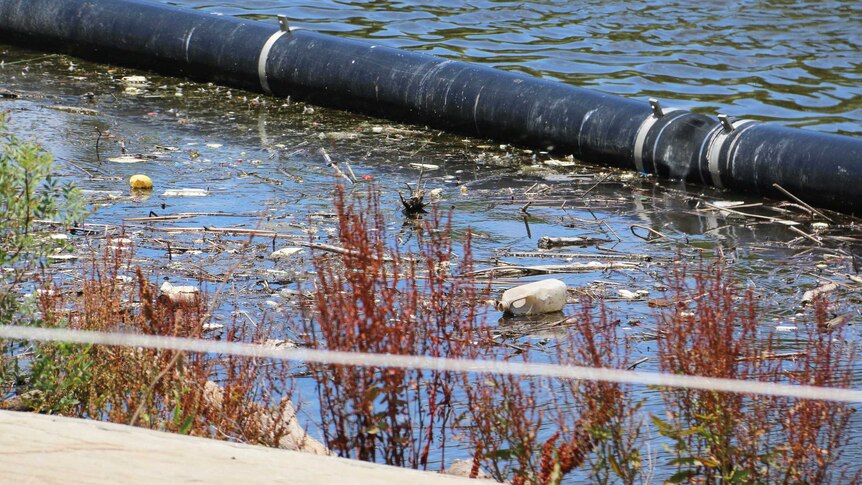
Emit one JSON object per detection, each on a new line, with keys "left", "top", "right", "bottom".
{"left": 468, "top": 261, "right": 638, "bottom": 278}
{"left": 320, "top": 147, "right": 354, "bottom": 184}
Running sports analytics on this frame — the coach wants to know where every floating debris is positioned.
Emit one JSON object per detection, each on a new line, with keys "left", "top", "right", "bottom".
{"left": 160, "top": 281, "right": 199, "bottom": 304}
{"left": 538, "top": 236, "right": 612, "bottom": 249}
{"left": 129, "top": 174, "right": 153, "bottom": 190}
{"left": 399, "top": 188, "right": 427, "bottom": 215}
{"left": 801, "top": 282, "right": 838, "bottom": 306}
{"left": 618, "top": 289, "right": 649, "bottom": 300}
{"left": 108, "top": 155, "right": 150, "bottom": 164}
{"left": 48, "top": 105, "right": 101, "bottom": 116}
{"left": 163, "top": 188, "right": 209, "bottom": 197}
{"left": 201, "top": 323, "right": 225, "bottom": 334}
{"left": 496, "top": 278, "right": 568, "bottom": 316}
{"left": 543, "top": 158, "right": 576, "bottom": 168}
{"left": 409, "top": 162, "right": 439, "bottom": 171}
{"left": 270, "top": 247, "right": 304, "bottom": 261}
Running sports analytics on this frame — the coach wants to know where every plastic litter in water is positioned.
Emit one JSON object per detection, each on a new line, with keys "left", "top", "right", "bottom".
{"left": 129, "top": 174, "right": 153, "bottom": 190}
{"left": 496, "top": 278, "right": 568, "bottom": 316}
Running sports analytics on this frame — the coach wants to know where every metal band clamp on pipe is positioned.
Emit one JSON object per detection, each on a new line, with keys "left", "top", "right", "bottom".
{"left": 706, "top": 118, "right": 755, "bottom": 189}
{"left": 633, "top": 98, "right": 680, "bottom": 173}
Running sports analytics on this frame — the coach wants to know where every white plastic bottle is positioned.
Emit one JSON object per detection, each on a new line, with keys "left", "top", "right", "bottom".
{"left": 496, "top": 278, "right": 568, "bottom": 316}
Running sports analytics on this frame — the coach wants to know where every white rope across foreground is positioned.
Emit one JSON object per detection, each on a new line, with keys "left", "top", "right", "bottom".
{"left": 2, "top": 325, "right": 861, "bottom": 403}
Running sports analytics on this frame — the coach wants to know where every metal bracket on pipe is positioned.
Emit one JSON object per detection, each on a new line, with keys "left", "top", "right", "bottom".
{"left": 718, "top": 114, "right": 734, "bottom": 133}
{"left": 649, "top": 98, "right": 664, "bottom": 118}
{"left": 277, "top": 15, "right": 291, "bottom": 34}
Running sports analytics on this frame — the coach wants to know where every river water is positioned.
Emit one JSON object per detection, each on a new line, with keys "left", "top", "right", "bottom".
{"left": 170, "top": 0, "right": 862, "bottom": 135}
{"left": 1, "top": 0, "right": 861, "bottom": 480}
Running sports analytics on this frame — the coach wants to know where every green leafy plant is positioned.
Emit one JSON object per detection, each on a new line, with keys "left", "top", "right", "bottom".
{"left": 0, "top": 112, "right": 85, "bottom": 398}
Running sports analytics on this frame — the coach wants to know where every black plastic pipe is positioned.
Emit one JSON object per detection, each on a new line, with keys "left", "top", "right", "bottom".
{"left": 1, "top": 0, "right": 860, "bottom": 214}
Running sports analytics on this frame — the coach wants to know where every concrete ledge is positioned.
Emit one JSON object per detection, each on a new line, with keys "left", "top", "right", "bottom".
{"left": 0, "top": 410, "right": 477, "bottom": 484}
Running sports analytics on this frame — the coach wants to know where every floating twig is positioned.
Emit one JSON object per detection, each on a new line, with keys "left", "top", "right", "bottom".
{"left": 772, "top": 183, "right": 833, "bottom": 222}
{"left": 320, "top": 148, "right": 354, "bottom": 184}
{"left": 630, "top": 224, "right": 666, "bottom": 241}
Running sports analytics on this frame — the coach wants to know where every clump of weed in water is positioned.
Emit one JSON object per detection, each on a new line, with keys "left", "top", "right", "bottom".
{"left": 300, "top": 185, "right": 489, "bottom": 468}
{"left": 655, "top": 259, "right": 857, "bottom": 483}
{"left": 463, "top": 298, "right": 643, "bottom": 484}
{"left": 11, "top": 240, "right": 298, "bottom": 449}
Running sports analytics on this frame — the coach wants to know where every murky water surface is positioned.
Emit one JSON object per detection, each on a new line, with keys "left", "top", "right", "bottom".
{"left": 1, "top": 0, "right": 861, "bottom": 479}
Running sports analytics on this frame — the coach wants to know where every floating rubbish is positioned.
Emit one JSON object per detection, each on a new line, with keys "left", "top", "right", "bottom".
{"left": 263, "top": 338, "right": 298, "bottom": 349}
{"left": 121, "top": 75, "right": 150, "bottom": 94}
{"left": 270, "top": 247, "right": 304, "bottom": 261}
{"left": 205, "top": 143, "right": 223, "bottom": 148}
{"left": 538, "top": 236, "right": 612, "bottom": 249}
{"left": 45, "top": 253, "right": 78, "bottom": 262}
{"left": 801, "top": 282, "right": 838, "bottom": 306}
{"left": 109, "top": 155, "right": 149, "bottom": 164}
{"left": 80, "top": 189, "right": 123, "bottom": 200}
{"left": 811, "top": 222, "right": 829, "bottom": 231}
{"left": 163, "top": 188, "right": 209, "bottom": 197}
{"left": 121, "top": 75, "right": 148, "bottom": 85}
{"left": 129, "top": 174, "right": 153, "bottom": 190}
{"left": 48, "top": 105, "right": 101, "bottom": 116}
{"left": 160, "top": 281, "right": 199, "bottom": 304}
{"left": 428, "top": 187, "right": 444, "bottom": 200}
{"left": 409, "top": 162, "right": 439, "bottom": 171}
{"left": 496, "top": 278, "right": 568, "bottom": 316}
{"left": 618, "top": 289, "right": 649, "bottom": 300}
{"left": 202, "top": 323, "right": 225, "bottom": 333}
{"left": 543, "top": 159, "right": 576, "bottom": 168}
{"left": 711, "top": 200, "right": 746, "bottom": 209}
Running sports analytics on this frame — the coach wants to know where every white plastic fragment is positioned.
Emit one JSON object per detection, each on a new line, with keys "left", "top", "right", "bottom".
{"left": 618, "top": 289, "right": 649, "bottom": 300}
{"left": 711, "top": 200, "right": 745, "bottom": 208}
{"left": 543, "top": 159, "right": 576, "bottom": 168}
{"left": 160, "top": 281, "right": 199, "bottom": 304}
{"left": 202, "top": 323, "right": 225, "bottom": 333}
{"left": 263, "top": 338, "right": 298, "bottom": 349}
{"left": 108, "top": 155, "right": 149, "bottom": 164}
{"left": 801, "top": 282, "right": 838, "bottom": 306}
{"left": 163, "top": 188, "right": 209, "bottom": 197}
{"left": 121, "top": 75, "right": 149, "bottom": 85}
{"left": 270, "top": 247, "right": 304, "bottom": 261}
{"left": 409, "top": 163, "right": 439, "bottom": 171}
{"left": 496, "top": 278, "right": 568, "bottom": 316}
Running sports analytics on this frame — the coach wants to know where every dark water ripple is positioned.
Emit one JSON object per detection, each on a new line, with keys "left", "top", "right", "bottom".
{"left": 166, "top": 0, "right": 862, "bottom": 135}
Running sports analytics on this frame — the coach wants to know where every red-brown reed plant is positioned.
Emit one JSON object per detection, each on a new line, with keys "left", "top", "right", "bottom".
{"left": 463, "top": 297, "right": 643, "bottom": 484}
{"left": 772, "top": 296, "right": 858, "bottom": 483}
{"left": 21, "top": 239, "right": 296, "bottom": 447}
{"left": 655, "top": 258, "right": 857, "bottom": 483}
{"left": 300, "top": 185, "right": 489, "bottom": 468}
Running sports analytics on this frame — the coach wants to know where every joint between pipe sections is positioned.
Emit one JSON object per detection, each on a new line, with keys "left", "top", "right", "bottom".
{"left": 705, "top": 119, "right": 755, "bottom": 188}
{"left": 724, "top": 122, "right": 759, "bottom": 184}
{"left": 633, "top": 108, "right": 679, "bottom": 173}
{"left": 257, "top": 29, "right": 286, "bottom": 95}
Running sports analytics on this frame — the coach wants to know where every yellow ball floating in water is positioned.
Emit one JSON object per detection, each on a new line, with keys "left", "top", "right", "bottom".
{"left": 129, "top": 174, "right": 153, "bottom": 190}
